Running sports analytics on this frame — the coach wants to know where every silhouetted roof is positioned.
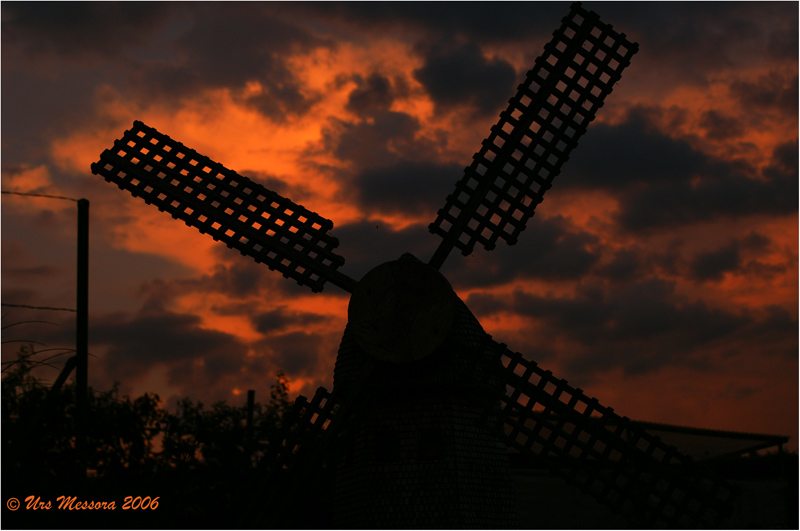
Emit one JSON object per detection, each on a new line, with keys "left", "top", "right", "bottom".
{"left": 506, "top": 413, "right": 789, "bottom": 462}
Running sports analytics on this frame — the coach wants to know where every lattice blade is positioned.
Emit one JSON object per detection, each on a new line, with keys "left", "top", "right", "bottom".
{"left": 494, "top": 342, "right": 736, "bottom": 527}
{"left": 429, "top": 2, "right": 638, "bottom": 269}
{"left": 247, "top": 387, "right": 340, "bottom": 526}
{"left": 265, "top": 387, "right": 339, "bottom": 475}
{"left": 245, "top": 356, "right": 377, "bottom": 527}
{"left": 91, "top": 121, "right": 355, "bottom": 293}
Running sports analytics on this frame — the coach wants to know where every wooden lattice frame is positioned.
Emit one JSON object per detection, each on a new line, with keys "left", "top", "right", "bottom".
{"left": 429, "top": 2, "right": 638, "bottom": 267}
{"left": 495, "top": 343, "right": 736, "bottom": 527}
{"left": 246, "top": 387, "right": 340, "bottom": 525}
{"left": 91, "top": 121, "right": 354, "bottom": 293}
{"left": 269, "top": 387, "right": 339, "bottom": 473}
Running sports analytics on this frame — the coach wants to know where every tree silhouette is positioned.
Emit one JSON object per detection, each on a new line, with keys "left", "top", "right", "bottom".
{"left": 2, "top": 346, "right": 291, "bottom": 529}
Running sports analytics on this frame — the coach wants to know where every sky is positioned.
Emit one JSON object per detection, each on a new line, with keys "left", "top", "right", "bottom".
{"left": 1, "top": 2, "right": 797, "bottom": 451}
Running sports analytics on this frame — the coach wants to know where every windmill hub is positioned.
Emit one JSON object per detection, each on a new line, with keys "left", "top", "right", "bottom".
{"left": 347, "top": 254, "right": 456, "bottom": 363}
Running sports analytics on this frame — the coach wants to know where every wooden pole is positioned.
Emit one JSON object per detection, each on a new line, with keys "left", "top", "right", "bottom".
{"left": 246, "top": 389, "right": 255, "bottom": 457}
{"left": 76, "top": 199, "right": 89, "bottom": 479}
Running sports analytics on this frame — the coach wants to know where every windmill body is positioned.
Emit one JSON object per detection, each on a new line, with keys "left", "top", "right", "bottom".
{"left": 333, "top": 254, "right": 514, "bottom": 527}
{"left": 92, "top": 3, "right": 738, "bottom": 528}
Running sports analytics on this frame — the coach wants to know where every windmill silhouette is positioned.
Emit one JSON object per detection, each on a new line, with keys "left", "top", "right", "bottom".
{"left": 92, "top": 3, "right": 735, "bottom": 528}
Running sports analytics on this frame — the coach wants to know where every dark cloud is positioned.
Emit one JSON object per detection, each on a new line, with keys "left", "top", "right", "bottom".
{"left": 699, "top": 110, "right": 745, "bottom": 141}
{"left": 137, "top": 258, "right": 313, "bottom": 309}
{"left": 467, "top": 277, "right": 753, "bottom": 377}
{"left": 323, "top": 109, "right": 461, "bottom": 220}
{"left": 767, "top": 24, "right": 799, "bottom": 59}
{"left": 690, "top": 243, "right": 741, "bottom": 282}
{"left": 413, "top": 42, "right": 517, "bottom": 116}
{"left": 202, "top": 255, "right": 267, "bottom": 299}
{"left": 585, "top": 2, "right": 797, "bottom": 84}
{"left": 284, "top": 2, "right": 564, "bottom": 45}
{"left": 346, "top": 73, "right": 407, "bottom": 116}
{"left": 690, "top": 231, "right": 777, "bottom": 283}
{"left": 730, "top": 70, "right": 798, "bottom": 116}
{"left": 763, "top": 140, "right": 799, "bottom": 180}
{"left": 336, "top": 213, "right": 601, "bottom": 289}
{"left": 252, "top": 306, "right": 326, "bottom": 335}
{"left": 595, "top": 247, "right": 645, "bottom": 282}
{"left": 443, "top": 215, "right": 601, "bottom": 288}
{"left": 564, "top": 110, "right": 797, "bottom": 232}
{"left": 330, "top": 110, "right": 423, "bottom": 168}
{"left": 257, "top": 330, "right": 327, "bottom": 376}
{"left": 615, "top": 148, "right": 797, "bottom": 232}
{"left": 2, "top": 3, "right": 327, "bottom": 121}
{"left": 4, "top": 70, "right": 94, "bottom": 160}
{"left": 353, "top": 160, "right": 461, "bottom": 218}
{"left": 91, "top": 309, "right": 248, "bottom": 384}
{"left": 746, "top": 305, "right": 798, "bottom": 359}
{"left": 564, "top": 108, "right": 731, "bottom": 191}
{"left": 335, "top": 221, "right": 437, "bottom": 282}
{"left": 128, "top": 4, "right": 324, "bottom": 120}
{"left": 347, "top": 73, "right": 393, "bottom": 115}
{"left": 1, "top": 2, "right": 177, "bottom": 61}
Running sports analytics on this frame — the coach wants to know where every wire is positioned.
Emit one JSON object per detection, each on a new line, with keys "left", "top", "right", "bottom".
{"left": 1, "top": 303, "right": 76, "bottom": 312}
{"left": 2, "top": 320, "right": 59, "bottom": 331}
{"left": 1, "top": 191, "right": 80, "bottom": 202}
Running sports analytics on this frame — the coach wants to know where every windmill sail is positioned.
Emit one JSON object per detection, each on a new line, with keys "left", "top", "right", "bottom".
{"left": 429, "top": 2, "right": 638, "bottom": 269}
{"left": 91, "top": 121, "right": 356, "bottom": 293}
{"left": 494, "top": 340, "right": 736, "bottom": 527}
{"left": 242, "top": 387, "right": 340, "bottom": 527}
{"left": 245, "top": 355, "right": 377, "bottom": 527}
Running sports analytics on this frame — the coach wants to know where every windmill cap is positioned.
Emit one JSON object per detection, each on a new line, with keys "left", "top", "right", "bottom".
{"left": 348, "top": 254, "right": 456, "bottom": 363}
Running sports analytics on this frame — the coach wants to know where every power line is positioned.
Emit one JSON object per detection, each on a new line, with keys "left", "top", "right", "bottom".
{"left": 1, "top": 190, "right": 80, "bottom": 202}
{"left": 1, "top": 303, "right": 76, "bottom": 312}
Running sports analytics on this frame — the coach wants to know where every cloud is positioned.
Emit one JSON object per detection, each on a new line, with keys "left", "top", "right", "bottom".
{"left": 91, "top": 308, "right": 248, "bottom": 385}
{"left": 699, "top": 110, "right": 746, "bottom": 141}
{"left": 589, "top": 2, "right": 797, "bottom": 84}
{"left": 346, "top": 72, "right": 407, "bottom": 116}
{"left": 564, "top": 110, "right": 797, "bottom": 232}
{"left": 595, "top": 247, "right": 646, "bottom": 282}
{"left": 256, "top": 330, "right": 329, "bottom": 376}
{"left": 329, "top": 110, "right": 423, "bottom": 168}
{"left": 127, "top": 5, "right": 324, "bottom": 120}
{"left": 730, "top": 70, "right": 799, "bottom": 116}
{"left": 689, "top": 242, "right": 741, "bottom": 282}
{"left": 444, "top": 215, "right": 601, "bottom": 288}
{"left": 323, "top": 109, "right": 461, "bottom": 220}
{"left": 334, "top": 221, "right": 437, "bottom": 281}
{"left": 467, "top": 277, "right": 756, "bottom": 377}
{"left": 285, "top": 2, "right": 563, "bottom": 44}
{"left": 413, "top": 41, "right": 517, "bottom": 116}
{"left": 352, "top": 160, "right": 461, "bottom": 218}
{"left": 1, "top": 2, "right": 178, "bottom": 61}
{"left": 616, "top": 165, "right": 796, "bottom": 233}
{"left": 251, "top": 306, "right": 326, "bottom": 335}
{"left": 686, "top": 231, "right": 777, "bottom": 284}
{"left": 2, "top": 2, "right": 328, "bottom": 122}
{"left": 564, "top": 108, "right": 733, "bottom": 192}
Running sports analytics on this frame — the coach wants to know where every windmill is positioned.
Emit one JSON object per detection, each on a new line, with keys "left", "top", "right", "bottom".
{"left": 91, "top": 3, "right": 736, "bottom": 528}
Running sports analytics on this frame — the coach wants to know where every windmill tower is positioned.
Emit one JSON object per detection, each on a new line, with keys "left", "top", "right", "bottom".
{"left": 332, "top": 254, "right": 516, "bottom": 527}
{"left": 91, "top": 3, "right": 736, "bottom": 528}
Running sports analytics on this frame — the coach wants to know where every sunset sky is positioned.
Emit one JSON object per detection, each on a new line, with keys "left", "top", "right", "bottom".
{"left": 2, "top": 2, "right": 797, "bottom": 451}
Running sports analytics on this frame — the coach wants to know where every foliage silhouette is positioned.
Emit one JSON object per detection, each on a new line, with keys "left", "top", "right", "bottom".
{"left": 2, "top": 346, "right": 291, "bottom": 529}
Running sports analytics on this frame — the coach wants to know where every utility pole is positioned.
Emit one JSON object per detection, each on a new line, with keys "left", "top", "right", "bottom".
{"left": 76, "top": 198, "right": 89, "bottom": 479}
{"left": 246, "top": 390, "right": 255, "bottom": 458}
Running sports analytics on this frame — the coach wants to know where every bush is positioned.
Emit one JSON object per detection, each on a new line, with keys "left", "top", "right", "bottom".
{"left": 2, "top": 347, "right": 291, "bottom": 529}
